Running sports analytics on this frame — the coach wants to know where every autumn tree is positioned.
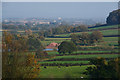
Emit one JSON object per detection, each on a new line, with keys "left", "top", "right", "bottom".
{"left": 71, "top": 31, "right": 103, "bottom": 46}
{"left": 25, "top": 29, "right": 32, "bottom": 35}
{"left": 79, "top": 32, "right": 90, "bottom": 45}
{"left": 90, "top": 31, "right": 103, "bottom": 43}
{"left": 2, "top": 32, "right": 41, "bottom": 78}
{"left": 36, "top": 48, "right": 48, "bottom": 59}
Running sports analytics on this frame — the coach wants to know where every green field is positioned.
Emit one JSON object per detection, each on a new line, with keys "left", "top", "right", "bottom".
{"left": 41, "top": 37, "right": 119, "bottom": 47}
{"left": 101, "top": 29, "right": 119, "bottom": 36}
{"left": 103, "top": 37, "right": 118, "bottom": 41}
{"left": 39, "top": 25, "right": 119, "bottom": 78}
{"left": 52, "top": 54, "right": 118, "bottom": 59}
{"left": 54, "top": 29, "right": 119, "bottom": 37}
{"left": 47, "top": 50, "right": 118, "bottom": 55}
{"left": 88, "top": 25, "right": 119, "bottom": 30}
{"left": 40, "top": 61, "right": 89, "bottom": 64}
{"left": 41, "top": 38, "right": 70, "bottom": 46}
{"left": 45, "top": 38, "right": 71, "bottom": 40}
{"left": 39, "top": 65, "right": 93, "bottom": 78}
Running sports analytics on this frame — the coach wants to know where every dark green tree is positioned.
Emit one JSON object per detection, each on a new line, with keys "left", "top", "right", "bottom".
{"left": 106, "top": 9, "right": 120, "bottom": 25}
{"left": 58, "top": 41, "right": 77, "bottom": 54}
{"left": 84, "top": 57, "right": 120, "bottom": 79}
{"left": 27, "top": 35, "right": 44, "bottom": 51}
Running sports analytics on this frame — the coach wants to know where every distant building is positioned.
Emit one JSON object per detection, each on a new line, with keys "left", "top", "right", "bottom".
{"left": 39, "top": 22, "right": 50, "bottom": 24}
{"left": 46, "top": 42, "right": 60, "bottom": 49}
{"left": 58, "top": 17, "right": 62, "bottom": 20}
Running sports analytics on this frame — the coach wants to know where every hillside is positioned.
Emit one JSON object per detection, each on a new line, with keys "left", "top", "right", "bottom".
{"left": 51, "top": 25, "right": 119, "bottom": 38}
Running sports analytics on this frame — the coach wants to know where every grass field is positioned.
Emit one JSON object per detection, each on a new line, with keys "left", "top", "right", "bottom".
{"left": 42, "top": 37, "right": 119, "bottom": 47}
{"left": 39, "top": 65, "right": 93, "bottom": 78}
{"left": 54, "top": 29, "right": 119, "bottom": 37}
{"left": 103, "top": 37, "right": 118, "bottom": 41}
{"left": 41, "top": 38, "right": 70, "bottom": 46}
{"left": 47, "top": 50, "right": 118, "bottom": 55}
{"left": 88, "top": 25, "right": 119, "bottom": 30}
{"left": 52, "top": 54, "right": 118, "bottom": 59}
{"left": 45, "top": 38, "right": 71, "bottom": 40}
{"left": 39, "top": 61, "right": 90, "bottom": 64}
{"left": 38, "top": 25, "right": 119, "bottom": 78}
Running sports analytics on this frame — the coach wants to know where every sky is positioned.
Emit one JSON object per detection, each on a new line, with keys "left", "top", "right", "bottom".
{"left": 1, "top": 0, "right": 120, "bottom": 2}
{"left": 2, "top": 2, "right": 118, "bottom": 19}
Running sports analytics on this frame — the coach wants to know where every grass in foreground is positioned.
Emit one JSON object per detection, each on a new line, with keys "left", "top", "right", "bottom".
{"left": 39, "top": 65, "right": 93, "bottom": 78}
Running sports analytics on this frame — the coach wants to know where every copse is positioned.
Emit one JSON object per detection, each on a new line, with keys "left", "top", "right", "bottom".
{"left": 58, "top": 41, "right": 77, "bottom": 54}
{"left": 27, "top": 35, "right": 44, "bottom": 51}
{"left": 84, "top": 57, "right": 120, "bottom": 79}
{"left": 70, "top": 31, "right": 103, "bottom": 46}
{"left": 106, "top": 9, "right": 120, "bottom": 25}
{"left": 90, "top": 31, "right": 103, "bottom": 43}
{"left": 2, "top": 32, "right": 41, "bottom": 78}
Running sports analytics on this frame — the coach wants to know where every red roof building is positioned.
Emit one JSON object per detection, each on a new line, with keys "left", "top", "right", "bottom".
{"left": 46, "top": 42, "right": 59, "bottom": 49}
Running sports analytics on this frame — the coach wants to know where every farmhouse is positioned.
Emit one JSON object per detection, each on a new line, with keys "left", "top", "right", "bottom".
{"left": 46, "top": 42, "right": 60, "bottom": 49}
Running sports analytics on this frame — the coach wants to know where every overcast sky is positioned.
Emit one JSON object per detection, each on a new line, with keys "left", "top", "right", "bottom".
{"left": 2, "top": 2, "right": 118, "bottom": 19}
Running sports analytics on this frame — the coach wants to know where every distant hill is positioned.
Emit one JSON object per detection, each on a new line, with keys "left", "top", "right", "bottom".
{"left": 106, "top": 9, "right": 120, "bottom": 25}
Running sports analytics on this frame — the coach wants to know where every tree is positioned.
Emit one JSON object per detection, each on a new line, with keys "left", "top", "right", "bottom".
{"left": 106, "top": 9, "right": 120, "bottom": 25}
{"left": 79, "top": 32, "right": 90, "bottom": 45}
{"left": 2, "top": 32, "right": 41, "bottom": 78}
{"left": 58, "top": 41, "right": 77, "bottom": 54}
{"left": 70, "top": 34, "right": 80, "bottom": 45}
{"left": 36, "top": 49, "right": 48, "bottom": 59}
{"left": 25, "top": 29, "right": 32, "bottom": 35}
{"left": 90, "top": 31, "right": 103, "bottom": 43}
{"left": 27, "top": 35, "right": 44, "bottom": 51}
{"left": 84, "top": 57, "right": 120, "bottom": 79}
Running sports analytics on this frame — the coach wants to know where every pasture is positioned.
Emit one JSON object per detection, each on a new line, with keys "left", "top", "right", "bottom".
{"left": 54, "top": 29, "right": 119, "bottom": 37}
{"left": 38, "top": 24, "right": 119, "bottom": 78}
{"left": 39, "top": 65, "right": 93, "bottom": 78}
{"left": 88, "top": 25, "right": 119, "bottom": 30}
{"left": 47, "top": 50, "right": 118, "bottom": 55}
{"left": 50, "top": 54, "right": 118, "bottom": 59}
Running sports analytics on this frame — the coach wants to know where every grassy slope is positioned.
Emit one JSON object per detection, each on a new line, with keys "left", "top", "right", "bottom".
{"left": 54, "top": 29, "right": 119, "bottom": 37}
{"left": 88, "top": 25, "right": 119, "bottom": 30}
{"left": 40, "top": 61, "right": 90, "bottom": 64}
{"left": 54, "top": 25, "right": 119, "bottom": 37}
{"left": 39, "top": 65, "right": 93, "bottom": 78}
{"left": 47, "top": 50, "right": 118, "bottom": 55}
{"left": 51, "top": 54, "right": 118, "bottom": 59}
{"left": 38, "top": 25, "right": 119, "bottom": 78}
{"left": 42, "top": 36, "right": 118, "bottom": 46}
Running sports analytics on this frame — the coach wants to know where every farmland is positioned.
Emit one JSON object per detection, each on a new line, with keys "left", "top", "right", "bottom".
{"left": 54, "top": 29, "right": 119, "bottom": 37}
{"left": 3, "top": 3, "right": 120, "bottom": 79}
{"left": 88, "top": 25, "right": 119, "bottom": 30}
{"left": 37, "top": 24, "right": 119, "bottom": 78}
{"left": 3, "top": 24, "right": 119, "bottom": 78}
{"left": 39, "top": 65, "right": 93, "bottom": 78}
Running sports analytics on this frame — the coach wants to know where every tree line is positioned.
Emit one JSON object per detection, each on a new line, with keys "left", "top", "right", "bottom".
{"left": 58, "top": 31, "right": 103, "bottom": 55}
